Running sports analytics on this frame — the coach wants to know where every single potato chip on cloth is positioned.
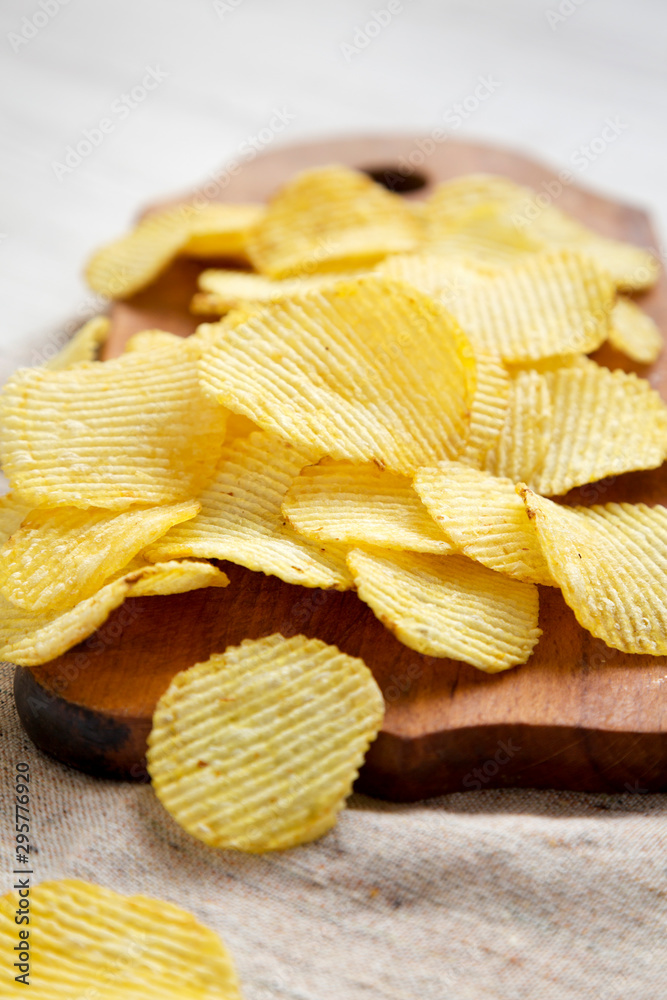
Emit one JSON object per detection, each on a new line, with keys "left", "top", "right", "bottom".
{"left": 519, "top": 486, "right": 667, "bottom": 654}
{"left": 413, "top": 462, "right": 554, "bottom": 585}
{"left": 0, "top": 559, "right": 228, "bottom": 667}
{"left": 282, "top": 460, "right": 453, "bottom": 554}
{"left": 0, "top": 879, "right": 242, "bottom": 999}
{"left": 199, "top": 276, "right": 475, "bottom": 475}
{"left": 146, "top": 431, "right": 352, "bottom": 589}
{"left": 0, "top": 500, "right": 200, "bottom": 612}
{"left": 608, "top": 296, "right": 662, "bottom": 364}
{"left": 347, "top": 548, "right": 541, "bottom": 671}
{"left": 0, "top": 341, "right": 226, "bottom": 509}
{"left": 44, "top": 315, "right": 110, "bottom": 369}
{"left": 147, "top": 633, "right": 385, "bottom": 852}
{"left": 246, "top": 165, "right": 421, "bottom": 277}
{"left": 85, "top": 202, "right": 263, "bottom": 298}
{"left": 484, "top": 369, "right": 552, "bottom": 483}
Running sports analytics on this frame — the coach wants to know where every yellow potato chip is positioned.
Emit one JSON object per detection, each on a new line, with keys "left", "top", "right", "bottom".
{"left": 0, "top": 493, "right": 31, "bottom": 544}
{"left": 0, "top": 559, "right": 228, "bottom": 666}
{"left": 414, "top": 462, "right": 554, "bottom": 585}
{"left": 44, "top": 315, "right": 110, "bottom": 370}
{"left": 224, "top": 411, "right": 260, "bottom": 441}
{"left": 519, "top": 486, "right": 667, "bottom": 654}
{"left": 282, "top": 460, "right": 453, "bottom": 554}
{"left": 347, "top": 547, "right": 541, "bottom": 671}
{"left": 246, "top": 165, "right": 421, "bottom": 277}
{"left": 0, "top": 879, "right": 241, "bottom": 998}
{"left": 146, "top": 431, "right": 352, "bottom": 589}
{"left": 0, "top": 500, "right": 200, "bottom": 612}
{"left": 85, "top": 202, "right": 263, "bottom": 299}
{"left": 375, "top": 252, "right": 480, "bottom": 298}
{"left": 608, "top": 296, "right": 662, "bottom": 364}
{"left": 123, "top": 328, "right": 184, "bottom": 352}
{"left": 485, "top": 369, "right": 552, "bottom": 483}
{"left": 199, "top": 276, "right": 475, "bottom": 475}
{"left": 423, "top": 174, "right": 533, "bottom": 231}
{"left": 0, "top": 341, "right": 226, "bottom": 509}
{"left": 147, "top": 633, "right": 384, "bottom": 851}
{"left": 460, "top": 352, "right": 511, "bottom": 468}
{"left": 193, "top": 268, "right": 357, "bottom": 315}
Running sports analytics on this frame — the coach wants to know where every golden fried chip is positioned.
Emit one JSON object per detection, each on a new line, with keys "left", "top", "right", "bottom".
{"left": 414, "top": 462, "right": 553, "bottom": 585}
{"left": 146, "top": 431, "right": 352, "bottom": 589}
{"left": 147, "top": 634, "right": 384, "bottom": 851}
{"left": 460, "top": 352, "right": 511, "bottom": 467}
{"left": 282, "top": 460, "right": 453, "bottom": 554}
{"left": 193, "top": 268, "right": 356, "bottom": 315}
{"left": 199, "top": 276, "right": 475, "bottom": 475}
{"left": 0, "top": 500, "right": 200, "bottom": 612}
{"left": 44, "top": 316, "right": 110, "bottom": 369}
{"left": 123, "top": 328, "right": 184, "bottom": 352}
{"left": 375, "top": 252, "right": 480, "bottom": 298}
{"left": 0, "top": 560, "right": 228, "bottom": 666}
{"left": 485, "top": 369, "right": 552, "bottom": 482}
{"left": 519, "top": 486, "right": 667, "bottom": 654}
{"left": 0, "top": 341, "right": 226, "bottom": 509}
{"left": 182, "top": 202, "right": 264, "bottom": 259}
{"left": 246, "top": 165, "right": 421, "bottom": 277}
{"left": 608, "top": 296, "right": 662, "bottom": 364}
{"left": 347, "top": 548, "right": 541, "bottom": 671}
{"left": 423, "top": 174, "right": 532, "bottom": 231}
{"left": 0, "top": 493, "right": 31, "bottom": 544}
{"left": 0, "top": 879, "right": 241, "bottom": 998}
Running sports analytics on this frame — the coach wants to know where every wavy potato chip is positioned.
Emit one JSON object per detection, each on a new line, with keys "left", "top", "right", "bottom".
{"left": 485, "top": 369, "right": 552, "bottom": 483}
{"left": 199, "top": 276, "right": 475, "bottom": 475}
{"left": 519, "top": 487, "right": 667, "bottom": 654}
{"left": 0, "top": 341, "right": 226, "bottom": 509}
{"left": 0, "top": 559, "right": 228, "bottom": 666}
{"left": 246, "top": 165, "right": 421, "bottom": 277}
{"left": 347, "top": 547, "right": 541, "bottom": 671}
{"left": 147, "top": 634, "right": 384, "bottom": 851}
{"left": 414, "top": 463, "right": 553, "bottom": 585}
{"left": 123, "top": 328, "right": 184, "bottom": 352}
{"left": 146, "top": 431, "right": 352, "bottom": 589}
{"left": 608, "top": 296, "right": 662, "bottom": 364}
{"left": 375, "top": 252, "right": 481, "bottom": 298}
{"left": 0, "top": 493, "right": 31, "bottom": 545}
{"left": 181, "top": 202, "right": 264, "bottom": 259}
{"left": 0, "top": 879, "right": 241, "bottom": 999}
{"left": 44, "top": 315, "right": 110, "bottom": 370}
{"left": 283, "top": 461, "right": 453, "bottom": 554}
{"left": 460, "top": 352, "right": 511, "bottom": 467}
{"left": 0, "top": 500, "right": 200, "bottom": 612}
{"left": 193, "top": 268, "right": 355, "bottom": 315}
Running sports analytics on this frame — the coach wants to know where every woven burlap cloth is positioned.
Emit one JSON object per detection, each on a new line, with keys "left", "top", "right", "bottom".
{"left": 1, "top": 661, "right": 666, "bottom": 999}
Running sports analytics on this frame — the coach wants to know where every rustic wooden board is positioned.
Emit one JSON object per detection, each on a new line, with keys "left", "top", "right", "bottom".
{"left": 14, "top": 135, "right": 667, "bottom": 800}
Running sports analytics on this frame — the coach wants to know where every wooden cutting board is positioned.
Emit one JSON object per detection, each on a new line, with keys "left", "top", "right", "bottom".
{"left": 13, "top": 135, "right": 667, "bottom": 801}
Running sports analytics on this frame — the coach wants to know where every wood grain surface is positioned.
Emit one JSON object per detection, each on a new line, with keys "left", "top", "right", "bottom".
{"left": 14, "top": 135, "right": 667, "bottom": 800}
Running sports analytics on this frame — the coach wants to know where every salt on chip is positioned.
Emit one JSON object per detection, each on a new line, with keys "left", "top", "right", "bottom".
{"left": 413, "top": 462, "right": 554, "bottom": 585}
{"left": 246, "top": 165, "right": 421, "bottom": 277}
{"left": 146, "top": 431, "right": 352, "bottom": 589}
{"left": 147, "top": 633, "right": 384, "bottom": 852}
{"left": 0, "top": 879, "right": 242, "bottom": 999}
{"left": 608, "top": 296, "right": 662, "bottom": 364}
{"left": 0, "top": 499, "right": 200, "bottom": 612}
{"left": 199, "top": 276, "right": 476, "bottom": 475}
{"left": 44, "top": 316, "right": 110, "bottom": 370}
{"left": 0, "top": 560, "right": 228, "bottom": 667}
{"left": 282, "top": 460, "right": 454, "bottom": 554}
{"left": 123, "top": 329, "right": 184, "bottom": 352}
{"left": 347, "top": 547, "right": 541, "bottom": 672}
{"left": 0, "top": 341, "right": 226, "bottom": 509}
{"left": 485, "top": 369, "right": 552, "bottom": 483}
{"left": 519, "top": 486, "right": 667, "bottom": 654}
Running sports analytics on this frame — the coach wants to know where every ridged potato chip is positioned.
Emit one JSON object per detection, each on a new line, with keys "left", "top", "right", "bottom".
{"left": 86, "top": 202, "right": 263, "bottom": 299}
{"left": 519, "top": 486, "right": 667, "bottom": 654}
{"left": 123, "top": 328, "right": 184, "bottom": 352}
{"left": 460, "top": 352, "right": 511, "bottom": 467}
{"left": 0, "top": 879, "right": 241, "bottom": 999}
{"left": 283, "top": 460, "right": 453, "bottom": 554}
{"left": 347, "top": 548, "right": 541, "bottom": 671}
{"left": 44, "top": 315, "right": 110, "bottom": 370}
{"left": 146, "top": 431, "right": 352, "bottom": 589}
{"left": 0, "top": 559, "right": 228, "bottom": 666}
{"left": 246, "top": 165, "right": 421, "bottom": 277}
{"left": 608, "top": 296, "right": 662, "bottom": 364}
{"left": 0, "top": 500, "right": 199, "bottom": 612}
{"left": 199, "top": 276, "right": 475, "bottom": 475}
{"left": 192, "top": 268, "right": 356, "bottom": 315}
{"left": 147, "top": 633, "right": 384, "bottom": 851}
{"left": 375, "top": 252, "right": 480, "bottom": 298}
{"left": 414, "top": 462, "right": 553, "bottom": 585}
{"left": 485, "top": 369, "right": 552, "bottom": 483}
{"left": 0, "top": 341, "right": 226, "bottom": 509}
{"left": 0, "top": 493, "right": 31, "bottom": 544}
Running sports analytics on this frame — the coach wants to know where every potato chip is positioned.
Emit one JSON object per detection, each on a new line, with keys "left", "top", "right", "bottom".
{"left": 44, "top": 315, "right": 110, "bottom": 370}
{"left": 146, "top": 431, "right": 352, "bottom": 589}
{"left": 246, "top": 165, "right": 421, "bottom": 277}
{"left": 423, "top": 174, "right": 533, "bottom": 231}
{"left": 123, "top": 328, "right": 184, "bottom": 352}
{"left": 282, "top": 460, "right": 454, "bottom": 554}
{"left": 608, "top": 296, "right": 662, "bottom": 364}
{"left": 375, "top": 252, "right": 480, "bottom": 298}
{"left": 460, "top": 352, "right": 511, "bottom": 467}
{"left": 224, "top": 411, "right": 260, "bottom": 441}
{"left": 147, "top": 633, "right": 384, "bottom": 851}
{"left": 199, "top": 276, "right": 475, "bottom": 475}
{"left": 0, "top": 493, "right": 31, "bottom": 544}
{"left": 347, "top": 548, "right": 541, "bottom": 671}
{"left": 0, "top": 559, "right": 228, "bottom": 666}
{"left": 0, "top": 341, "right": 226, "bottom": 509}
{"left": 193, "top": 268, "right": 355, "bottom": 315}
{"left": 414, "top": 462, "right": 553, "bottom": 585}
{"left": 0, "top": 879, "right": 241, "bottom": 998}
{"left": 0, "top": 500, "right": 200, "bottom": 612}
{"left": 519, "top": 486, "right": 667, "bottom": 654}
{"left": 485, "top": 369, "right": 552, "bottom": 482}
{"left": 85, "top": 202, "right": 263, "bottom": 299}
